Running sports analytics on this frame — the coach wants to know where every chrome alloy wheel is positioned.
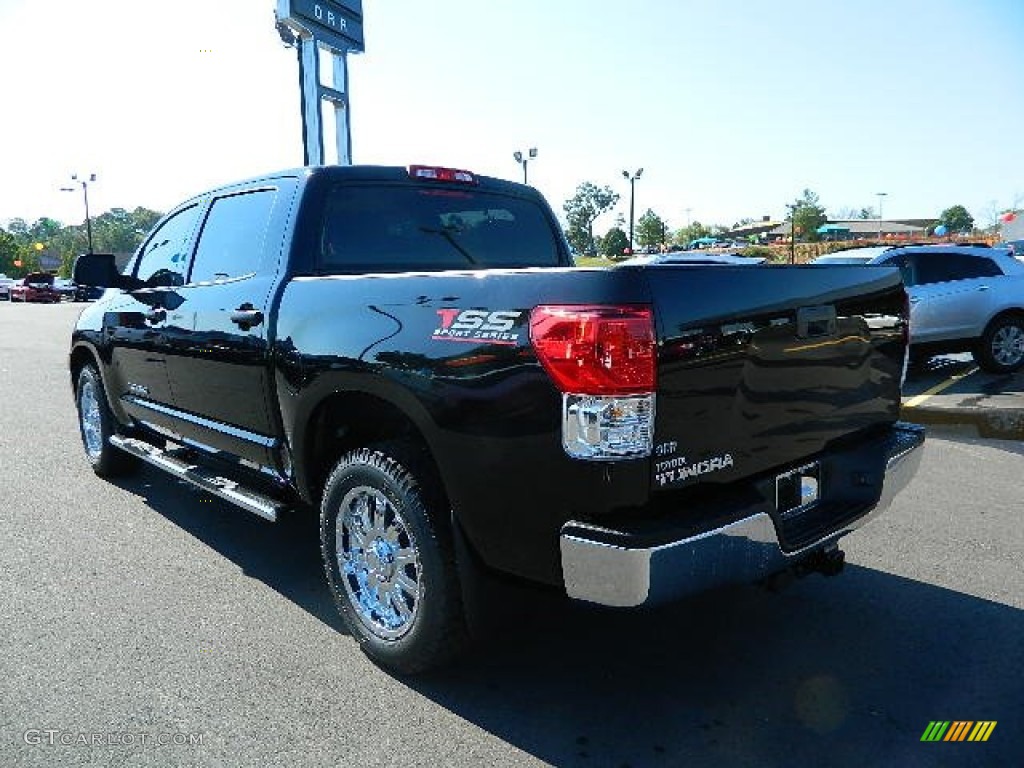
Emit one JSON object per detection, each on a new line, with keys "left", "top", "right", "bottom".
{"left": 78, "top": 379, "right": 104, "bottom": 458}
{"left": 336, "top": 486, "right": 422, "bottom": 640}
{"left": 991, "top": 324, "right": 1024, "bottom": 367}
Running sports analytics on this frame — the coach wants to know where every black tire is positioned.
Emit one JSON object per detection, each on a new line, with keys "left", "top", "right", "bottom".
{"left": 320, "top": 441, "right": 468, "bottom": 674}
{"left": 972, "top": 315, "right": 1024, "bottom": 374}
{"left": 75, "top": 364, "right": 138, "bottom": 477}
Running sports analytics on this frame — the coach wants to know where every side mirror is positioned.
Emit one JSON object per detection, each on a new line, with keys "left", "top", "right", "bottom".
{"left": 73, "top": 253, "right": 118, "bottom": 287}
{"left": 73, "top": 253, "right": 140, "bottom": 290}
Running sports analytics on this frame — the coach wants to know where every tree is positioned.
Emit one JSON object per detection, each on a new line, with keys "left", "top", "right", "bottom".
{"left": 834, "top": 206, "right": 875, "bottom": 220}
{"left": 788, "top": 189, "right": 828, "bottom": 242}
{"left": 938, "top": 205, "right": 975, "bottom": 234}
{"left": 635, "top": 209, "right": 668, "bottom": 249}
{"left": 90, "top": 206, "right": 162, "bottom": 253}
{"left": 14, "top": 242, "right": 42, "bottom": 274}
{"left": 563, "top": 182, "right": 619, "bottom": 256}
{"left": 0, "top": 228, "right": 18, "bottom": 275}
{"left": 6, "top": 218, "right": 29, "bottom": 243}
{"left": 28, "top": 217, "right": 63, "bottom": 245}
{"left": 599, "top": 227, "right": 630, "bottom": 259}
{"left": 674, "top": 221, "right": 713, "bottom": 247}
{"left": 2, "top": 206, "right": 163, "bottom": 277}
{"left": 51, "top": 226, "right": 89, "bottom": 277}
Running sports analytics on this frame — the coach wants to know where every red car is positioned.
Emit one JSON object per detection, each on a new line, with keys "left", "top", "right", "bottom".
{"left": 10, "top": 273, "right": 62, "bottom": 303}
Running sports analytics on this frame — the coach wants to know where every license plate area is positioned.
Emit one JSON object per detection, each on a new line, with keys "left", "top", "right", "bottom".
{"left": 776, "top": 462, "right": 820, "bottom": 519}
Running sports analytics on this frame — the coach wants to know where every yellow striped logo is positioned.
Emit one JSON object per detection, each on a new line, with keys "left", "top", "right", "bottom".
{"left": 920, "top": 721, "right": 997, "bottom": 742}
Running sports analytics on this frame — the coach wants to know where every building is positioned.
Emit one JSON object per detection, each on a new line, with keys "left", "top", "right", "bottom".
{"left": 723, "top": 216, "right": 783, "bottom": 240}
{"left": 765, "top": 218, "right": 934, "bottom": 242}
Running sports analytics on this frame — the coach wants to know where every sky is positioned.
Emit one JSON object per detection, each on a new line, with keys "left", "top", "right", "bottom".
{"left": 1, "top": 0, "right": 1023, "bottom": 235}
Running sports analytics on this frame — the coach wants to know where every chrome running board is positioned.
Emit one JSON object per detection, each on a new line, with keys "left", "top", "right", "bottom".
{"left": 109, "top": 435, "right": 287, "bottom": 522}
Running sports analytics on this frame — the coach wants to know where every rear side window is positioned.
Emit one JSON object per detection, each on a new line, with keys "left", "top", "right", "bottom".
{"left": 318, "top": 185, "right": 561, "bottom": 272}
{"left": 877, "top": 253, "right": 916, "bottom": 286}
{"left": 913, "top": 253, "right": 1003, "bottom": 285}
{"left": 189, "top": 189, "right": 278, "bottom": 284}
{"left": 135, "top": 205, "right": 202, "bottom": 287}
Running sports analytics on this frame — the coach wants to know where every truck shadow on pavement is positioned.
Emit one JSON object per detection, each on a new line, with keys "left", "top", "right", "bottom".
{"left": 413, "top": 568, "right": 1022, "bottom": 767}
{"left": 111, "top": 466, "right": 347, "bottom": 635}
{"left": 116, "top": 466, "right": 1021, "bottom": 767}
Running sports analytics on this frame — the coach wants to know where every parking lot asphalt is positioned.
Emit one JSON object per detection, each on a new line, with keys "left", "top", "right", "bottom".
{"left": 2, "top": 302, "right": 1021, "bottom": 768}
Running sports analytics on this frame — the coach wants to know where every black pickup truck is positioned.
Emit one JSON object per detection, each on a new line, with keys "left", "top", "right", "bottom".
{"left": 70, "top": 165, "right": 924, "bottom": 673}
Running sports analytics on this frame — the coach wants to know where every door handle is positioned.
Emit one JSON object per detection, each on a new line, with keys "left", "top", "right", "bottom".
{"left": 144, "top": 308, "right": 166, "bottom": 323}
{"left": 977, "top": 285, "right": 990, "bottom": 291}
{"left": 231, "top": 305, "right": 264, "bottom": 330}
{"left": 909, "top": 298, "right": 920, "bottom": 304}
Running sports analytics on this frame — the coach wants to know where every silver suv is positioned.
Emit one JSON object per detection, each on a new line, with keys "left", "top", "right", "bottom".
{"left": 819, "top": 245, "right": 1024, "bottom": 373}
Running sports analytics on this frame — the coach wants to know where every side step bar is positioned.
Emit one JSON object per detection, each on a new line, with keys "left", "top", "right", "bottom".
{"left": 110, "top": 435, "right": 288, "bottom": 522}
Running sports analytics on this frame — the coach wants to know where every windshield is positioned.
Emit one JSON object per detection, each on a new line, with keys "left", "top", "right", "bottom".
{"left": 318, "top": 184, "right": 563, "bottom": 273}
{"left": 812, "top": 256, "right": 875, "bottom": 264}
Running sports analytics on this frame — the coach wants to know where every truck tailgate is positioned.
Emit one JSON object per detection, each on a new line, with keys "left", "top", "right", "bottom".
{"left": 643, "top": 265, "right": 907, "bottom": 490}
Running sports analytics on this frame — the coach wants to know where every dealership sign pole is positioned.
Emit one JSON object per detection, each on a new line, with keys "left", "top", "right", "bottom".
{"left": 275, "top": 0, "right": 365, "bottom": 166}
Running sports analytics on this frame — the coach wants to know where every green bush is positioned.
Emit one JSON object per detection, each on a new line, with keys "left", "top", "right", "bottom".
{"left": 738, "top": 246, "right": 778, "bottom": 261}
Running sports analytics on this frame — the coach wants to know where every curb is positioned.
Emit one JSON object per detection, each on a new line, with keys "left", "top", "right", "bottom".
{"left": 900, "top": 402, "right": 1024, "bottom": 439}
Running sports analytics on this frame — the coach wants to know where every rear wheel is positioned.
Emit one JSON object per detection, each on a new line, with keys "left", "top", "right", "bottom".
{"left": 76, "top": 364, "right": 138, "bottom": 477}
{"left": 320, "top": 442, "right": 468, "bottom": 674}
{"left": 973, "top": 316, "right": 1024, "bottom": 374}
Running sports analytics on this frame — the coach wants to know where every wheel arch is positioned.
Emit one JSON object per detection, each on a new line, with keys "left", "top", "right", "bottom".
{"left": 69, "top": 343, "right": 101, "bottom": 395}
{"left": 973, "top": 307, "right": 1024, "bottom": 372}
{"left": 298, "top": 389, "right": 449, "bottom": 513}
{"left": 69, "top": 342, "right": 129, "bottom": 424}
{"left": 983, "top": 306, "right": 1024, "bottom": 330}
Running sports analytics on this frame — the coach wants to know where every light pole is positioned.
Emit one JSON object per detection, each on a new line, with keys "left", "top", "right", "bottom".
{"left": 787, "top": 203, "right": 797, "bottom": 264}
{"left": 512, "top": 148, "right": 537, "bottom": 184}
{"left": 61, "top": 173, "right": 97, "bottom": 254}
{"left": 622, "top": 168, "right": 643, "bottom": 250}
{"left": 876, "top": 192, "right": 887, "bottom": 242}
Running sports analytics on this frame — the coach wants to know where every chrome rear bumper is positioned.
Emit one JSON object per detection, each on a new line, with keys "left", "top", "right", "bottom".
{"left": 560, "top": 423, "right": 925, "bottom": 607}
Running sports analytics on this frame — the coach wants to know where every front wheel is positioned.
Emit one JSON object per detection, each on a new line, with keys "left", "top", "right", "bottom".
{"left": 320, "top": 443, "right": 468, "bottom": 674}
{"left": 973, "top": 316, "right": 1024, "bottom": 374}
{"left": 76, "top": 364, "right": 138, "bottom": 477}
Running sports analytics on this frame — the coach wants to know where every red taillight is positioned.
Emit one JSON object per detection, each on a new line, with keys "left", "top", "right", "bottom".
{"left": 408, "top": 165, "right": 477, "bottom": 184}
{"left": 530, "top": 305, "right": 656, "bottom": 395}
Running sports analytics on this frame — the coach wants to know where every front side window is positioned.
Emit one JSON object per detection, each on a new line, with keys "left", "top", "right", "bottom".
{"left": 319, "top": 185, "right": 562, "bottom": 273}
{"left": 189, "top": 189, "right": 278, "bottom": 284}
{"left": 135, "top": 205, "right": 202, "bottom": 287}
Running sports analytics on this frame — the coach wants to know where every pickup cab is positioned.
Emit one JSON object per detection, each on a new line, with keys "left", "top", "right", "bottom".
{"left": 70, "top": 165, "right": 924, "bottom": 673}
